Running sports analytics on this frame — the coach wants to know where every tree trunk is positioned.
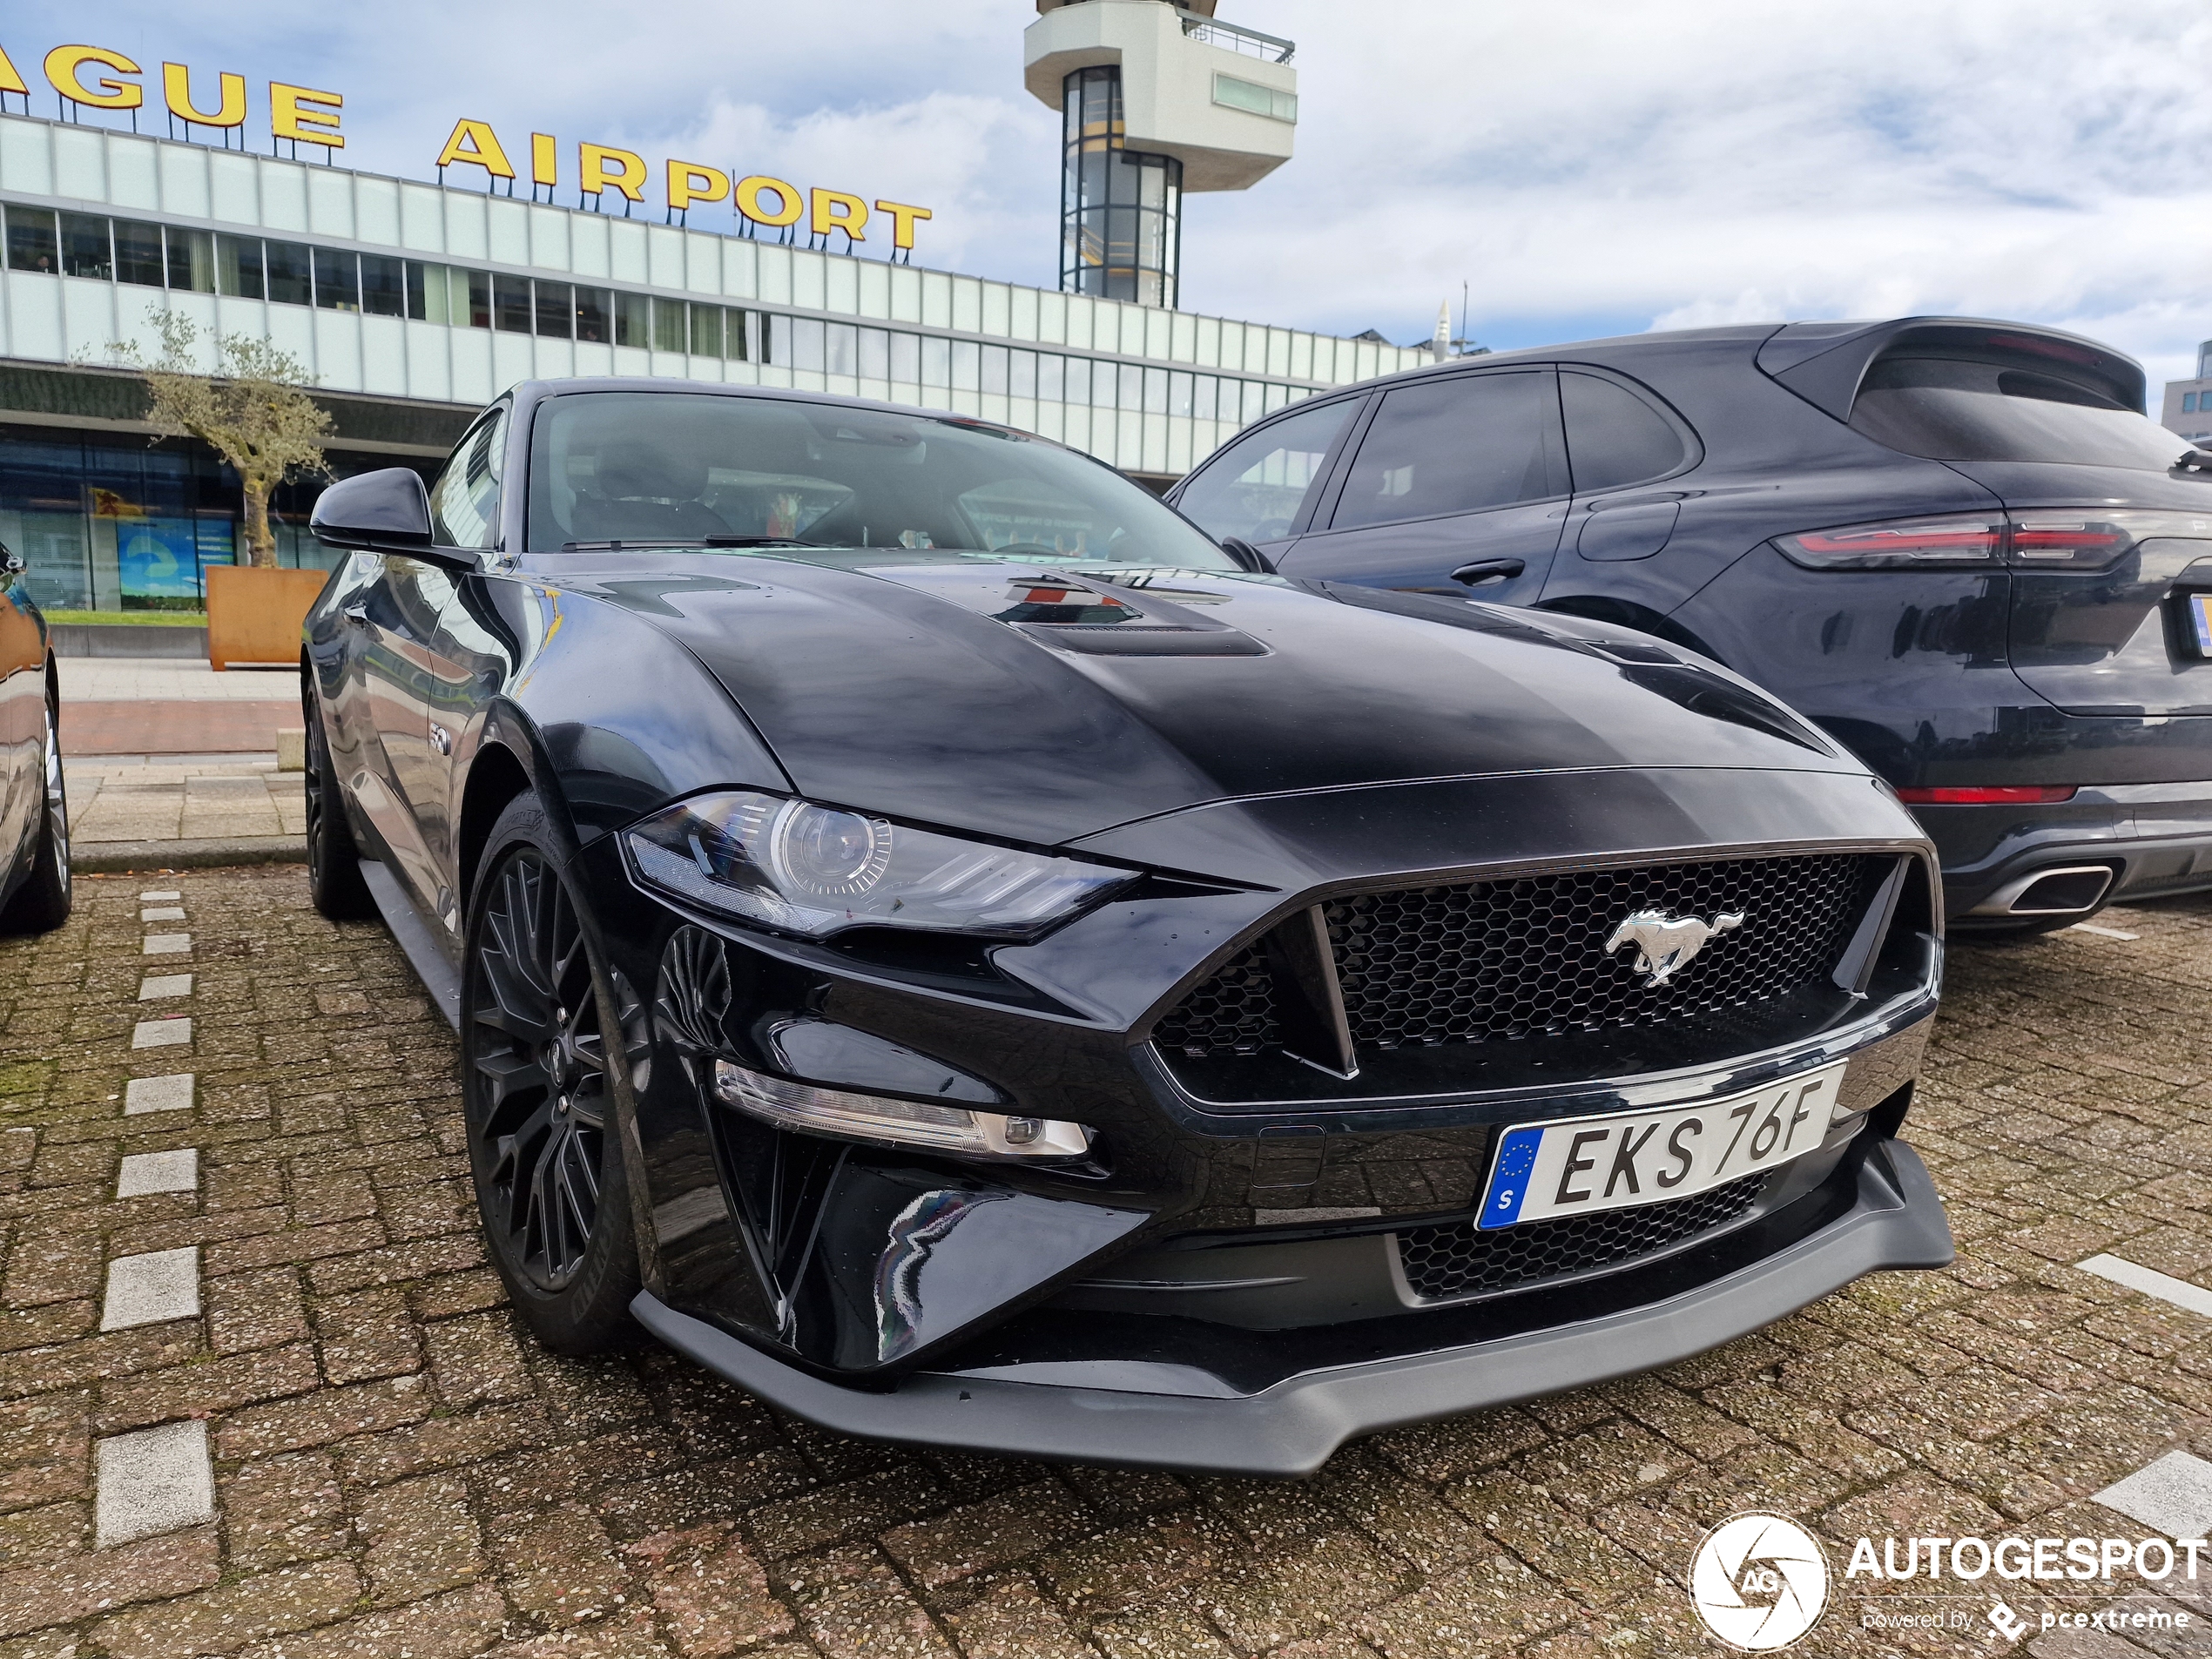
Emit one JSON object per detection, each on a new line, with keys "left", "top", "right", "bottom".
{"left": 240, "top": 480, "right": 276, "bottom": 569}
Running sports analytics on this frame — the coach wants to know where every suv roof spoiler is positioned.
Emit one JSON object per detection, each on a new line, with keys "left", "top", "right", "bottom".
{"left": 1754, "top": 317, "right": 2147, "bottom": 420}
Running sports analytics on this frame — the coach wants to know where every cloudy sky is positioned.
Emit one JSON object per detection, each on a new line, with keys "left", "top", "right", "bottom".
{"left": 9, "top": 0, "right": 2210, "bottom": 386}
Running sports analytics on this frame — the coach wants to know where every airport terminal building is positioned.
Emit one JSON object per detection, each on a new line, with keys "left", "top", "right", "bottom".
{"left": 0, "top": 107, "right": 1420, "bottom": 615}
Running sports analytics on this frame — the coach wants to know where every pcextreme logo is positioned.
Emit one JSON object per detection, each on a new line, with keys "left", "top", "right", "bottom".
{"left": 1689, "top": 1514, "right": 1831, "bottom": 1651}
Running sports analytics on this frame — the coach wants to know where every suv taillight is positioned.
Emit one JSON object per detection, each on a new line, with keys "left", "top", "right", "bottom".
{"left": 1775, "top": 510, "right": 2163, "bottom": 572}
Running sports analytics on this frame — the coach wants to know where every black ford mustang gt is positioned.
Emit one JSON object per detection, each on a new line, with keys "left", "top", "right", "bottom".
{"left": 303, "top": 378, "right": 1951, "bottom": 1475}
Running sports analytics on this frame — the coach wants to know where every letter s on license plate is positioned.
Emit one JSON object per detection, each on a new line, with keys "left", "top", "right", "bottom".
{"left": 1478, "top": 1061, "right": 1850, "bottom": 1230}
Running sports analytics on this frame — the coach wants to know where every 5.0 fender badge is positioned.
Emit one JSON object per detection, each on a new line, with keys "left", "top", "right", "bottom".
{"left": 1604, "top": 908, "right": 1745, "bottom": 986}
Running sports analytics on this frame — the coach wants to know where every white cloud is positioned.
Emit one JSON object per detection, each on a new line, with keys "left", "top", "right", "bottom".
{"left": 9, "top": 0, "right": 2212, "bottom": 386}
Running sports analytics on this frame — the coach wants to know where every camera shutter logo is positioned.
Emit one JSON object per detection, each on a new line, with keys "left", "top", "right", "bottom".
{"left": 1689, "top": 1513, "right": 1830, "bottom": 1651}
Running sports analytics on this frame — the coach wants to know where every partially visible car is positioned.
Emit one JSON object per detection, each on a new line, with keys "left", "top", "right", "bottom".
{"left": 1170, "top": 318, "right": 2212, "bottom": 935}
{"left": 0, "top": 542, "right": 70, "bottom": 934}
{"left": 298, "top": 378, "right": 1950, "bottom": 1475}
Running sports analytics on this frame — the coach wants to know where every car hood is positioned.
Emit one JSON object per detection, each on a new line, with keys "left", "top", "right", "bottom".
{"left": 537, "top": 554, "right": 1863, "bottom": 848}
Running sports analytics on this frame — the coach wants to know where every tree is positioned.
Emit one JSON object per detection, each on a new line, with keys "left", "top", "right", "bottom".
{"left": 111, "top": 310, "right": 334, "bottom": 569}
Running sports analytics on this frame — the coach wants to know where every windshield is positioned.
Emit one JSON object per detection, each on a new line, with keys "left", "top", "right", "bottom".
{"left": 525, "top": 390, "right": 1234, "bottom": 568}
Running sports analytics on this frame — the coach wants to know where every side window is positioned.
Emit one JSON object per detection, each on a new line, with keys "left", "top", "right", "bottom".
{"left": 428, "top": 409, "right": 508, "bottom": 549}
{"left": 1175, "top": 400, "right": 1358, "bottom": 543}
{"left": 1329, "top": 371, "right": 1566, "bottom": 531}
{"left": 1560, "top": 371, "right": 1689, "bottom": 493}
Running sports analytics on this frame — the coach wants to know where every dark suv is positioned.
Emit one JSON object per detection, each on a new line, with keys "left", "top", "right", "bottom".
{"left": 1170, "top": 317, "right": 2212, "bottom": 933}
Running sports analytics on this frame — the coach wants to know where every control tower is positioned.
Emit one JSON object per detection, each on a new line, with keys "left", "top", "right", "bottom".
{"left": 1024, "top": 0, "right": 1297, "bottom": 309}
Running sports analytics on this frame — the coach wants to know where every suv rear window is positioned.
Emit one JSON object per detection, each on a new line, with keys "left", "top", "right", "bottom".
{"left": 1850, "top": 355, "right": 2187, "bottom": 470}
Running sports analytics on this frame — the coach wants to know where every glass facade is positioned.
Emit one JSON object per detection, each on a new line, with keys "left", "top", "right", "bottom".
{"left": 0, "top": 111, "right": 1422, "bottom": 607}
{"left": 0, "top": 428, "right": 347, "bottom": 613}
{"left": 1061, "top": 68, "right": 1182, "bottom": 309}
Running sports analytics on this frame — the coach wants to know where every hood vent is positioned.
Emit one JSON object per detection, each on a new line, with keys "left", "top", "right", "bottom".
{"left": 997, "top": 577, "right": 1268, "bottom": 658}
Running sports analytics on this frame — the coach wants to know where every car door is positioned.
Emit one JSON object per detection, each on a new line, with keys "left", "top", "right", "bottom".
{"left": 0, "top": 543, "right": 41, "bottom": 866}
{"left": 349, "top": 559, "right": 457, "bottom": 912}
{"left": 417, "top": 575, "right": 522, "bottom": 937}
{"left": 1170, "top": 395, "right": 1366, "bottom": 563}
{"left": 1273, "top": 368, "right": 1569, "bottom": 604}
{"left": 348, "top": 412, "right": 502, "bottom": 913}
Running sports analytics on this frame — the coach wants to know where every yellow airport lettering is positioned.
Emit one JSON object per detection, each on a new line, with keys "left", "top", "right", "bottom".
{"left": 736, "top": 174, "right": 805, "bottom": 228}
{"left": 580, "top": 143, "right": 647, "bottom": 202}
{"left": 4, "top": 44, "right": 929, "bottom": 253}
{"left": 810, "top": 187, "right": 868, "bottom": 241}
{"left": 669, "top": 160, "right": 732, "bottom": 214}
{"left": 436, "top": 118, "right": 515, "bottom": 180}
{"left": 271, "top": 82, "right": 343, "bottom": 148}
{"left": 44, "top": 44, "right": 140, "bottom": 111}
{"left": 162, "top": 63, "right": 245, "bottom": 128}
{"left": 874, "top": 199, "right": 932, "bottom": 251}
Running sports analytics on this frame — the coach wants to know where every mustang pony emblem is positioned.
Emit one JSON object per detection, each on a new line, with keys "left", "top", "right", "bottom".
{"left": 1603, "top": 908, "right": 1745, "bottom": 986}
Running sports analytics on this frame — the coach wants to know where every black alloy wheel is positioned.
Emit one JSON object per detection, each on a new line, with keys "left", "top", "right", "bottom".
{"left": 461, "top": 797, "right": 642, "bottom": 1352}
{"left": 472, "top": 847, "right": 612, "bottom": 1288}
{"left": 304, "top": 695, "right": 374, "bottom": 921}
{"left": 0, "top": 687, "right": 71, "bottom": 933}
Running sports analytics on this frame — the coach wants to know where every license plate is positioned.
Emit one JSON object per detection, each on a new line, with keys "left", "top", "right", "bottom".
{"left": 1478, "top": 1061, "right": 1850, "bottom": 1230}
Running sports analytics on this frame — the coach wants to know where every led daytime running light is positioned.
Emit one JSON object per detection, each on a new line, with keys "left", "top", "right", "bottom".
{"left": 711, "top": 1060, "right": 1092, "bottom": 1159}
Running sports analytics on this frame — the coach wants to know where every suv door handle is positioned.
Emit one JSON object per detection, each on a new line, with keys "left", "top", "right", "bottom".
{"left": 1450, "top": 557, "right": 1526, "bottom": 587}
{"left": 341, "top": 602, "right": 370, "bottom": 624}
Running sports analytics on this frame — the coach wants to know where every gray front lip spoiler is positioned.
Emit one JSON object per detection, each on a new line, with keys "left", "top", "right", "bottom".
{"left": 630, "top": 1142, "right": 1952, "bottom": 1478}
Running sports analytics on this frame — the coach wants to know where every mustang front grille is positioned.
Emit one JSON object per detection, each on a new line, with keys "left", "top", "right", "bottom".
{"left": 1150, "top": 854, "right": 1878, "bottom": 1062}
{"left": 1394, "top": 1170, "right": 1766, "bottom": 1301}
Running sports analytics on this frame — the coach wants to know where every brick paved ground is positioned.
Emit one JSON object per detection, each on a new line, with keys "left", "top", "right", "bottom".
{"left": 4, "top": 867, "right": 2212, "bottom": 1656}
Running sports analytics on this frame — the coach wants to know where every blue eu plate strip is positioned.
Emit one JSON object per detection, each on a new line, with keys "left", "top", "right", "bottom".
{"left": 1480, "top": 1127, "right": 1545, "bottom": 1230}
{"left": 2191, "top": 594, "right": 2212, "bottom": 657}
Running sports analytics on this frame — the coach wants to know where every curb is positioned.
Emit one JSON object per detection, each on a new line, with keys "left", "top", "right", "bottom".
{"left": 74, "top": 837, "right": 307, "bottom": 873}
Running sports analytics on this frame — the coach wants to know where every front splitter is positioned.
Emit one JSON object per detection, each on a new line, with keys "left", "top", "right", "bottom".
{"left": 631, "top": 1140, "right": 1952, "bottom": 1477}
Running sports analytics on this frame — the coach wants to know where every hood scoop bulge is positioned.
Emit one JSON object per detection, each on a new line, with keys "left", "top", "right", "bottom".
{"left": 993, "top": 577, "right": 1268, "bottom": 658}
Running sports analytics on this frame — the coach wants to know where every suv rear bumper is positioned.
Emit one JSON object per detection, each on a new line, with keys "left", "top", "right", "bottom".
{"left": 1921, "top": 781, "right": 2212, "bottom": 921}
{"left": 631, "top": 1139, "right": 1952, "bottom": 1477}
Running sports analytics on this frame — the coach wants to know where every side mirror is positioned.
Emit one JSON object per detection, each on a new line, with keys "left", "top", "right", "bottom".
{"left": 311, "top": 469, "right": 474, "bottom": 570}
{"left": 1220, "top": 536, "right": 1275, "bottom": 574}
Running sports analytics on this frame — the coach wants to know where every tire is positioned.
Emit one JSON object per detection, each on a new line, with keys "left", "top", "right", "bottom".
{"left": 304, "top": 691, "right": 375, "bottom": 921}
{"left": 461, "top": 795, "right": 642, "bottom": 1354}
{"left": 0, "top": 684, "right": 71, "bottom": 934}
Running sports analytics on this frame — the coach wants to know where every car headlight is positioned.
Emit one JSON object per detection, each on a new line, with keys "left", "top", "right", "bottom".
{"left": 712, "top": 1061, "right": 1093, "bottom": 1159}
{"left": 624, "top": 790, "right": 1134, "bottom": 939}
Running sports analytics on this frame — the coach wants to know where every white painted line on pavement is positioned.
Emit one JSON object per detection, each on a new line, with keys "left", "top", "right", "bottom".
{"left": 142, "top": 934, "right": 191, "bottom": 955}
{"left": 95, "top": 1420, "right": 213, "bottom": 1547}
{"left": 132, "top": 1019, "right": 192, "bottom": 1049}
{"left": 2094, "top": 1451, "right": 2212, "bottom": 1537}
{"left": 138, "top": 974, "right": 192, "bottom": 1001}
{"left": 140, "top": 907, "right": 185, "bottom": 922}
{"left": 138, "top": 890, "right": 181, "bottom": 901}
{"left": 124, "top": 1074, "right": 193, "bottom": 1116}
{"left": 100, "top": 1246, "right": 199, "bottom": 1331}
{"left": 2078, "top": 1253, "right": 2212, "bottom": 1318}
{"left": 2071, "top": 922, "right": 2140, "bottom": 941}
{"left": 117, "top": 1149, "right": 197, "bottom": 1198}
